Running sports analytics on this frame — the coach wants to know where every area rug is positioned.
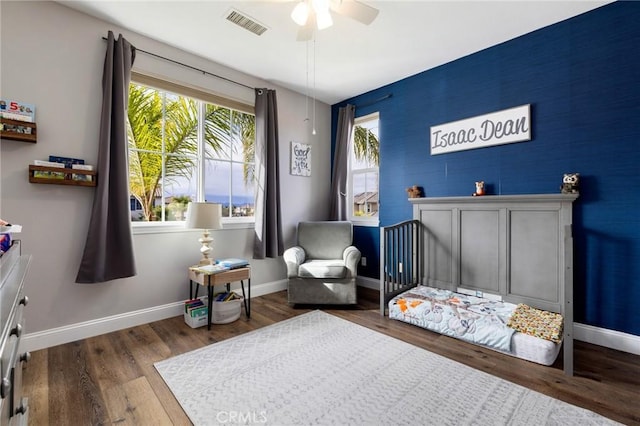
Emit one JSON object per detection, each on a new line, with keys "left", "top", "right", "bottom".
{"left": 154, "top": 310, "right": 617, "bottom": 425}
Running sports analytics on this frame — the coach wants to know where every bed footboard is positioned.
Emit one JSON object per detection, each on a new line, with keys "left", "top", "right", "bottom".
{"left": 380, "top": 219, "right": 422, "bottom": 315}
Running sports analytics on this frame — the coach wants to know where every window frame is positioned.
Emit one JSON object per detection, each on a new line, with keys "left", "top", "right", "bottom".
{"left": 347, "top": 112, "right": 380, "bottom": 228}
{"left": 128, "top": 73, "right": 256, "bottom": 233}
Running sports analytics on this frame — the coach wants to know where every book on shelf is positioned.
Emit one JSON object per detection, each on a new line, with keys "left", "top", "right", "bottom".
{"left": 31, "top": 160, "right": 65, "bottom": 179}
{"left": 0, "top": 99, "right": 35, "bottom": 122}
{"left": 33, "top": 160, "right": 64, "bottom": 168}
{"left": 49, "top": 155, "right": 84, "bottom": 168}
{"left": 72, "top": 164, "right": 94, "bottom": 182}
{"left": 33, "top": 171, "right": 65, "bottom": 179}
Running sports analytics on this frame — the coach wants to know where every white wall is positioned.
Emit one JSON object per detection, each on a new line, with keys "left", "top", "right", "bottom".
{"left": 0, "top": 1, "right": 331, "bottom": 348}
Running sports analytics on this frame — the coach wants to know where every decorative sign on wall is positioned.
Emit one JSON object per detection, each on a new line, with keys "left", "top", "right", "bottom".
{"left": 430, "top": 104, "right": 531, "bottom": 155}
{"left": 290, "top": 141, "right": 311, "bottom": 176}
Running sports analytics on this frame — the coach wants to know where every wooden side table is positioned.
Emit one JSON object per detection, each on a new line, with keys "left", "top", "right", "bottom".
{"left": 188, "top": 266, "right": 251, "bottom": 330}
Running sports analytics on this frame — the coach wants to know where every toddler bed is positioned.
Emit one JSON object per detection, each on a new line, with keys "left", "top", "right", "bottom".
{"left": 380, "top": 194, "right": 578, "bottom": 375}
{"left": 388, "top": 285, "right": 563, "bottom": 365}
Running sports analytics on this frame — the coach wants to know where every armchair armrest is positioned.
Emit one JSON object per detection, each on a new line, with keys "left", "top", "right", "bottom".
{"left": 342, "top": 245, "right": 361, "bottom": 277}
{"left": 283, "top": 246, "right": 306, "bottom": 278}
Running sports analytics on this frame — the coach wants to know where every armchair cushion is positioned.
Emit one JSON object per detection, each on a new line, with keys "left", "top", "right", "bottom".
{"left": 299, "top": 259, "right": 347, "bottom": 279}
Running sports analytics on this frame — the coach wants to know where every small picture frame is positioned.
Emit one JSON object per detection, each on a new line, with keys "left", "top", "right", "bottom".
{"left": 290, "top": 141, "right": 311, "bottom": 177}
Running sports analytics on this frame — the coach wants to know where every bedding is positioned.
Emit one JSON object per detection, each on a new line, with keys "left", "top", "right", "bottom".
{"left": 508, "top": 303, "right": 564, "bottom": 343}
{"left": 389, "top": 285, "right": 516, "bottom": 351}
{"left": 389, "top": 285, "right": 563, "bottom": 365}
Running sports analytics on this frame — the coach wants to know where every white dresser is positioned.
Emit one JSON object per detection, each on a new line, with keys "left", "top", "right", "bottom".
{"left": 0, "top": 240, "right": 31, "bottom": 425}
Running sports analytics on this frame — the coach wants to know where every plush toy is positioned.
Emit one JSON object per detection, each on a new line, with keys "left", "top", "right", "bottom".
{"left": 472, "top": 181, "right": 485, "bottom": 196}
{"left": 406, "top": 185, "right": 424, "bottom": 198}
{"left": 560, "top": 173, "right": 580, "bottom": 194}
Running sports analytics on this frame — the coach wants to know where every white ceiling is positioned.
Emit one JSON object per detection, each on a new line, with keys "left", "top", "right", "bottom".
{"left": 57, "top": 0, "right": 612, "bottom": 105}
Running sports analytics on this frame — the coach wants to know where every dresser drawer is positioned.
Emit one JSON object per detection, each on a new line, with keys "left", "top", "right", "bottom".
{"left": 0, "top": 241, "right": 30, "bottom": 426}
{"left": 1, "top": 316, "right": 23, "bottom": 399}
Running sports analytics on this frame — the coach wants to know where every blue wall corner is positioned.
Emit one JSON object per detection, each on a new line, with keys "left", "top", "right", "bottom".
{"left": 334, "top": 2, "right": 640, "bottom": 336}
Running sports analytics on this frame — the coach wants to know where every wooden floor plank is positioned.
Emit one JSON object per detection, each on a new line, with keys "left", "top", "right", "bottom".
{"left": 143, "top": 366, "right": 192, "bottom": 425}
{"left": 47, "top": 340, "right": 110, "bottom": 425}
{"left": 84, "top": 332, "right": 144, "bottom": 393}
{"left": 118, "top": 323, "right": 173, "bottom": 363}
{"left": 22, "top": 288, "right": 640, "bottom": 425}
{"left": 102, "top": 376, "right": 173, "bottom": 425}
{"left": 20, "top": 348, "right": 48, "bottom": 425}
{"left": 117, "top": 323, "right": 192, "bottom": 424}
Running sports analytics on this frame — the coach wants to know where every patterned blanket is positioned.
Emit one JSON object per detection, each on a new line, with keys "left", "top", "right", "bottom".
{"left": 390, "top": 286, "right": 565, "bottom": 351}
{"left": 389, "top": 286, "right": 516, "bottom": 351}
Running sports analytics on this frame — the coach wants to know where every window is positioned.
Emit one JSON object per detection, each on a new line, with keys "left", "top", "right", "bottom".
{"left": 127, "top": 74, "right": 255, "bottom": 226}
{"left": 348, "top": 112, "right": 379, "bottom": 226}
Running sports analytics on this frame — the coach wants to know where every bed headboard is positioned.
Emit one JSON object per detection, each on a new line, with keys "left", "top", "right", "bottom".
{"left": 381, "top": 193, "right": 578, "bottom": 375}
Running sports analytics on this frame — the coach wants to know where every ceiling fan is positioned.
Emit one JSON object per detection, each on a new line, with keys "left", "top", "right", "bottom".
{"left": 291, "top": 0, "right": 379, "bottom": 41}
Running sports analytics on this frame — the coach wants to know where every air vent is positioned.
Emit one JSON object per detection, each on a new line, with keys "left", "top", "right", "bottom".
{"left": 226, "top": 9, "right": 268, "bottom": 36}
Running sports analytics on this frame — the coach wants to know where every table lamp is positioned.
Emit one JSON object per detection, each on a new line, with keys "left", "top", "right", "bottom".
{"left": 185, "top": 202, "right": 222, "bottom": 265}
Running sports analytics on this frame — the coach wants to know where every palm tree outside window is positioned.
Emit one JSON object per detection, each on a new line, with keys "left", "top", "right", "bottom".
{"left": 127, "top": 80, "right": 255, "bottom": 223}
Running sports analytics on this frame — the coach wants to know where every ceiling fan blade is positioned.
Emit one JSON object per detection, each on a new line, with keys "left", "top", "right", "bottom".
{"left": 330, "top": 0, "right": 379, "bottom": 25}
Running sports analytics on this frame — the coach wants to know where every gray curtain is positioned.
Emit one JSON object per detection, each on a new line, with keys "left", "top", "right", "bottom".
{"left": 329, "top": 104, "right": 355, "bottom": 220}
{"left": 253, "top": 89, "right": 284, "bottom": 259}
{"left": 76, "top": 31, "right": 137, "bottom": 283}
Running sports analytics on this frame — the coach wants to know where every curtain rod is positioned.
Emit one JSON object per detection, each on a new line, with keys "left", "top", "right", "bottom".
{"left": 102, "top": 36, "right": 255, "bottom": 91}
{"left": 355, "top": 93, "right": 393, "bottom": 109}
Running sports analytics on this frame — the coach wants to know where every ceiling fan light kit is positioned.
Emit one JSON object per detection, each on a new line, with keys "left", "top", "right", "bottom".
{"left": 315, "top": 10, "right": 333, "bottom": 30}
{"left": 291, "top": 2, "right": 310, "bottom": 26}
{"left": 292, "top": 0, "right": 332, "bottom": 29}
{"left": 291, "top": 0, "right": 378, "bottom": 34}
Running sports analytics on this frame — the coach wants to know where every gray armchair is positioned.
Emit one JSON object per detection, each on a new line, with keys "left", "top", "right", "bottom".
{"left": 284, "top": 221, "right": 361, "bottom": 305}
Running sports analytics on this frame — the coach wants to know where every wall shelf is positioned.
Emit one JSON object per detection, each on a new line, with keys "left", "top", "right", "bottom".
{"left": 28, "top": 165, "right": 96, "bottom": 187}
{"left": 0, "top": 118, "right": 36, "bottom": 143}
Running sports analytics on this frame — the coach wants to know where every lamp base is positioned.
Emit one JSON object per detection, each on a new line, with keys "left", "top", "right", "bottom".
{"left": 197, "top": 230, "right": 214, "bottom": 266}
{"left": 198, "top": 258, "right": 214, "bottom": 266}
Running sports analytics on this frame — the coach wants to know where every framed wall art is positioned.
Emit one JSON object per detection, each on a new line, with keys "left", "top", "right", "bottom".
{"left": 290, "top": 141, "right": 311, "bottom": 177}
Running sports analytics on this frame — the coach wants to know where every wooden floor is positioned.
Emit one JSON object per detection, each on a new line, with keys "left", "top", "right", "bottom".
{"left": 23, "top": 288, "right": 640, "bottom": 425}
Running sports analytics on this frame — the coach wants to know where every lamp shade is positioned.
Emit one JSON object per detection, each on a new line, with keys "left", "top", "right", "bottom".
{"left": 185, "top": 202, "right": 222, "bottom": 230}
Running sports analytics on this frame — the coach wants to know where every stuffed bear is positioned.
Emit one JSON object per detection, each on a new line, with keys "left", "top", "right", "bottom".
{"left": 406, "top": 185, "right": 424, "bottom": 198}
{"left": 560, "top": 173, "right": 580, "bottom": 194}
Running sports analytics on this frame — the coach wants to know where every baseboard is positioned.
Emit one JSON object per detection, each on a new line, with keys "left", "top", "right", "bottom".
{"left": 357, "top": 276, "right": 379, "bottom": 290}
{"left": 23, "top": 278, "right": 640, "bottom": 357}
{"left": 21, "top": 279, "right": 287, "bottom": 353}
{"left": 574, "top": 322, "right": 640, "bottom": 356}
{"left": 357, "top": 277, "right": 640, "bottom": 356}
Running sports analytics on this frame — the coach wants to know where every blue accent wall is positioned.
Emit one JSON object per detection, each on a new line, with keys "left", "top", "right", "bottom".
{"left": 332, "top": 2, "right": 640, "bottom": 337}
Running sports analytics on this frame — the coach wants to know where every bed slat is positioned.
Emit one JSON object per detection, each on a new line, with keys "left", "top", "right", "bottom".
{"left": 379, "top": 219, "right": 421, "bottom": 315}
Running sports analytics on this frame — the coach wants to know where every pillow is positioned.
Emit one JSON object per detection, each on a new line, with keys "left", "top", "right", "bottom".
{"left": 507, "top": 303, "right": 563, "bottom": 343}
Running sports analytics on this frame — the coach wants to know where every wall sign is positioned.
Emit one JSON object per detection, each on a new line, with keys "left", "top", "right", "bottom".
{"left": 430, "top": 104, "right": 531, "bottom": 155}
{"left": 290, "top": 141, "right": 311, "bottom": 176}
